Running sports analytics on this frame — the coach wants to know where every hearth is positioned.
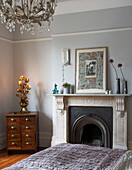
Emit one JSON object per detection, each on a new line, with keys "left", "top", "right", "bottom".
{"left": 69, "top": 107, "right": 113, "bottom": 148}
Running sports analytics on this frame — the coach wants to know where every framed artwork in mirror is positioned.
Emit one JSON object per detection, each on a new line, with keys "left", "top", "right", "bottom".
{"left": 75, "top": 47, "right": 107, "bottom": 94}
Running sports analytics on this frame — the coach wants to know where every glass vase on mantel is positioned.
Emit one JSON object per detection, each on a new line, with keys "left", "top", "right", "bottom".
{"left": 116, "top": 78, "right": 120, "bottom": 94}
{"left": 63, "top": 87, "right": 69, "bottom": 94}
{"left": 122, "top": 80, "right": 128, "bottom": 94}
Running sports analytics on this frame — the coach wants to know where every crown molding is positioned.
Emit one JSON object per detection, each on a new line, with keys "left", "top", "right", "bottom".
{"left": 52, "top": 27, "right": 132, "bottom": 37}
{"left": 56, "top": 0, "right": 132, "bottom": 15}
{"left": 0, "top": 37, "right": 52, "bottom": 44}
{"left": 1, "top": 26, "right": 132, "bottom": 43}
{"left": 13, "top": 38, "right": 52, "bottom": 44}
{"left": 0, "top": 37, "right": 14, "bottom": 43}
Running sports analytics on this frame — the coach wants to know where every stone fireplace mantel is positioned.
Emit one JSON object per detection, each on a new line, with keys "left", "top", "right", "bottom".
{"left": 52, "top": 94, "right": 131, "bottom": 149}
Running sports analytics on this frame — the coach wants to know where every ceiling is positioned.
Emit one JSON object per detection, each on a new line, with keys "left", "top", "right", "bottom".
{"left": 56, "top": 0, "right": 132, "bottom": 15}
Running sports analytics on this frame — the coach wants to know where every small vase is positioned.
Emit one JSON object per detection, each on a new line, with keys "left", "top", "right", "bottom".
{"left": 70, "top": 85, "right": 74, "bottom": 94}
{"left": 63, "top": 87, "right": 69, "bottom": 94}
{"left": 116, "top": 78, "right": 120, "bottom": 94}
{"left": 19, "top": 99, "right": 28, "bottom": 112}
{"left": 122, "top": 80, "right": 128, "bottom": 94}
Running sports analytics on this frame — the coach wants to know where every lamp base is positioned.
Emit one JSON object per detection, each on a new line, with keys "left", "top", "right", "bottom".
{"left": 21, "top": 107, "right": 28, "bottom": 112}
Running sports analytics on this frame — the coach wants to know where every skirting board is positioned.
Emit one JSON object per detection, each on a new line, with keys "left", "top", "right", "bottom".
{"left": 0, "top": 133, "right": 6, "bottom": 150}
{"left": 39, "top": 132, "right": 52, "bottom": 148}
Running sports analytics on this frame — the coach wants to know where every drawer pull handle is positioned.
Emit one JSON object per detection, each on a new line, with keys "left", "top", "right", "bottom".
{"left": 26, "top": 134, "right": 31, "bottom": 137}
{"left": 10, "top": 118, "right": 16, "bottom": 122}
{"left": 25, "top": 118, "right": 31, "bottom": 121}
{"left": 11, "top": 142, "right": 16, "bottom": 145}
{"left": 25, "top": 126, "right": 31, "bottom": 129}
{"left": 11, "top": 134, "right": 16, "bottom": 138}
{"left": 11, "top": 126, "right": 16, "bottom": 129}
{"left": 26, "top": 142, "right": 31, "bottom": 145}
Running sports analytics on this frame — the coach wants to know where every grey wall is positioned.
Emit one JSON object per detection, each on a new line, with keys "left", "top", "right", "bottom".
{"left": 0, "top": 40, "right": 14, "bottom": 149}
{"left": 14, "top": 40, "right": 53, "bottom": 147}
{"left": 52, "top": 6, "right": 132, "bottom": 34}
{"left": 52, "top": 31, "right": 132, "bottom": 94}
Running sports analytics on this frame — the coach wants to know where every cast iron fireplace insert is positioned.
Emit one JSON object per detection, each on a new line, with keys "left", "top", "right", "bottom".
{"left": 69, "top": 107, "right": 113, "bottom": 148}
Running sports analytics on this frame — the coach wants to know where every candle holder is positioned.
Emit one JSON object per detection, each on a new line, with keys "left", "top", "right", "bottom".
{"left": 122, "top": 80, "right": 128, "bottom": 94}
{"left": 116, "top": 78, "right": 120, "bottom": 94}
{"left": 16, "top": 76, "right": 31, "bottom": 112}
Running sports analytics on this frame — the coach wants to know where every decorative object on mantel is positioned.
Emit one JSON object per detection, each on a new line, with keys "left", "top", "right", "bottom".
{"left": 52, "top": 84, "right": 59, "bottom": 94}
{"left": 105, "top": 90, "right": 108, "bottom": 94}
{"left": 62, "top": 49, "right": 70, "bottom": 66}
{"left": 109, "top": 59, "right": 120, "bottom": 94}
{"left": 75, "top": 47, "right": 107, "bottom": 94}
{"left": 70, "top": 85, "right": 74, "bottom": 94}
{"left": 0, "top": 0, "right": 57, "bottom": 35}
{"left": 118, "top": 63, "right": 128, "bottom": 94}
{"left": 62, "top": 49, "right": 71, "bottom": 93}
{"left": 16, "top": 75, "right": 31, "bottom": 112}
{"left": 62, "top": 82, "right": 71, "bottom": 94}
{"left": 109, "top": 90, "right": 112, "bottom": 94}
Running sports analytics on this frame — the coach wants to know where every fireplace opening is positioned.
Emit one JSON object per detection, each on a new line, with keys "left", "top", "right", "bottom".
{"left": 69, "top": 107, "right": 113, "bottom": 148}
{"left": 81, "top": 124, "right": 103, "bottom": 146}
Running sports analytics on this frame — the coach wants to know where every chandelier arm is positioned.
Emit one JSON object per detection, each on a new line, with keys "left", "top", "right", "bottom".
{"left": 21, "top": 0, "right": 24, "bottom": 9}
{"left": 26, "top": 0, "right": 29, "bottom": 17}
{"left": 15, "top": 6, "right": 27, "bottom": 17}
{"left": 0, "top": 0, "right": 8, "bottom": 11}
{"left": 30, "top": 0, "right": 34, "bottom": 11}
{"left": 5, "top": 0, "right": 12, "bottom": 7}
{"left": 35, "top": 8, "right": 45, "bottom": 14}
{"left": 31, "top": 19, "right": 50, "bottom": 26}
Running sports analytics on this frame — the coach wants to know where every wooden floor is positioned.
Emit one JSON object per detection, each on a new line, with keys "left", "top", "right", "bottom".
{"left": 0, "top": 149, "right": 31, "bottom": 169}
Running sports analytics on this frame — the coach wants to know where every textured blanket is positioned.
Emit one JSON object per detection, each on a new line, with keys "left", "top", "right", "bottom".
{"left": 3, "top": 143, "right": 132, "bottom": 170}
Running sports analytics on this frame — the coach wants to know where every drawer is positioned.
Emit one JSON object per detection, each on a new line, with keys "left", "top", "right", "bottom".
{"left": 22, "top": 125, "right": 35, "bottom": 133}
{"left": 8, "top": 133, "right": 21, "bottom": 141}
{"left": 7, "top": 126, "right": 20, "bottom": 133}
{"left": 22, "top": 133, "right": 35, "bottom": 141}
{"left": 7, "top": 141, "right": 21, "bottom": 150}
{"left": 22, "top": 117, "right": 35, "bottom": 125}
{"left": 22, "top": 141, "right": 35, "bottom": 150}
{"left": 7, "top": 117, "right": 20, "bottom": 126}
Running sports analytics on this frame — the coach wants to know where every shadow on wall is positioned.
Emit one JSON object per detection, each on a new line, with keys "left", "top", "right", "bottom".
{"left": 35, "top": 82, "right": 52, "bottom": 147}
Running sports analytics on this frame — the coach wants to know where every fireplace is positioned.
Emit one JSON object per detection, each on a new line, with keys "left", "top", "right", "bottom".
{"left": 52, "top": 94, "right": 129, "bottom": 150}
{"left": 69, "top": 107, "right": 113, "bottom": 148}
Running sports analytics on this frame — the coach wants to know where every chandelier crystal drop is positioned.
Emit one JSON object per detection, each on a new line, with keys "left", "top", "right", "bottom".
{"left": 0, "top": 0, "right": 57, "bottom": 35}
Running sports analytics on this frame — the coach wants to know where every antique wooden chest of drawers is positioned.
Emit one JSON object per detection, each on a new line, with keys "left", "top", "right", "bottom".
{"left": 6, "top": 112, "right": 39, "bottom": 154}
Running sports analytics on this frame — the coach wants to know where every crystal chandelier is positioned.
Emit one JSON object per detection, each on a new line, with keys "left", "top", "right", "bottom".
{"left": 0, "top": 0, "right": 57, "bottom": 35}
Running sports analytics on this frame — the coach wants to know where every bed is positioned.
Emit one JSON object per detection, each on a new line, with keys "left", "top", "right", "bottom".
{"left": 3, "top": 143, "right": 132, "bottom": 170}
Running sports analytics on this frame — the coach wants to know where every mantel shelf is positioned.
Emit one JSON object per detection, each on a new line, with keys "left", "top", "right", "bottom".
{"left": 53, "top": 94, "right": 131, "bottom": 97}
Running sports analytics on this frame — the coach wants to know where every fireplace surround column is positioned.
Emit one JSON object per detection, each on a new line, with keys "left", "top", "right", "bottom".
{"left": 52, "top": 94, "right": 131, "bottom": 149}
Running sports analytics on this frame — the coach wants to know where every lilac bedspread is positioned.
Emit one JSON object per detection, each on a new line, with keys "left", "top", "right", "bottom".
{"left": 3, "top": 143, "right": 131, "bottom": 170}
